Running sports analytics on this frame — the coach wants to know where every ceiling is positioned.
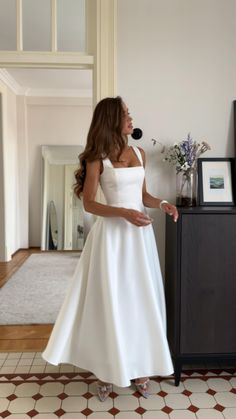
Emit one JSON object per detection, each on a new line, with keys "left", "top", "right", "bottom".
{"left": 1, "top": 68, "right": 93, "bottom": 97}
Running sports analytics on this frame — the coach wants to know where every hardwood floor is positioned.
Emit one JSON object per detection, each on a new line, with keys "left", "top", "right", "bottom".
{"left": 0, "top": 249, "right": 53, "bottom": 352}
{"left": 0, "top": 324, "right": 53, "bottom": 352}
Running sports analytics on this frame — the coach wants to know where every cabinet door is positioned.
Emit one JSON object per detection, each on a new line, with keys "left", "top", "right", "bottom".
{"left": 180, "top": 214, "right": 236, "bottom": 354}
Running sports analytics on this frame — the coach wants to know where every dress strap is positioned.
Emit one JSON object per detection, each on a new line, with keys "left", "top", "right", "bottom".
{"left": 131, "top": 145, "right": 143, "bottom": 166}
{"left": 102, "top": 158, "right": 113, "bottom": 169}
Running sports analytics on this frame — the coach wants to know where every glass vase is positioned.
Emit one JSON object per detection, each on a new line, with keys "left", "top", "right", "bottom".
{"left": 176, "top": 168, "right": 197, "bottom": 207}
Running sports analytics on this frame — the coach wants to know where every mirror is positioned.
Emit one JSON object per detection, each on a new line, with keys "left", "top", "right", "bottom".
{"left": 41, "top": 145, "right": 84, "bottom": 251}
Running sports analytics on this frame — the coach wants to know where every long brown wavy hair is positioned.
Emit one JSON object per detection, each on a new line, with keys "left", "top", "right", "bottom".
{"left": 74, "top": 96, "right": 127, "bottom": 198}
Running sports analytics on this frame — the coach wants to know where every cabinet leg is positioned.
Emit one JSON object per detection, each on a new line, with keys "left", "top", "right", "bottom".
{"left": 174, "top": 360, "right": 182, "bottom": 386}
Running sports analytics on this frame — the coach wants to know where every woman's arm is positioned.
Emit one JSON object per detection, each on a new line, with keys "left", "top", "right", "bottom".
{"left": 139, "top": 148, "right": 179, "bottom": 222}
{"left": 82, "top": 160, "right": 152, "bottom": 226}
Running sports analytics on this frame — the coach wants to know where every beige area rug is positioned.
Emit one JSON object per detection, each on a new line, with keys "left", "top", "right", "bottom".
{"left": 0, "top": 252, "right": 80, "bottom": 325}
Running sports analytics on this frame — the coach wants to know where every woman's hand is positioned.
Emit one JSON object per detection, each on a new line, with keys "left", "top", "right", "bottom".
{"left": 161, "top": 202, "right": 179, "bottom": 222}
{"left": 123, "top": 209, "right": 153, "bottom": 227}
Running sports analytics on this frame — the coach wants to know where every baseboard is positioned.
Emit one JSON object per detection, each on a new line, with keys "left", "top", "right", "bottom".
{"left": 11, "top": 247, "right": 40, "bottom": 258}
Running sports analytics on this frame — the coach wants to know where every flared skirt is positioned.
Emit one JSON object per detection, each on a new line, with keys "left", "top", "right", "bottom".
{"left": 42, "top": 215, "right": 173, "bottom": 387}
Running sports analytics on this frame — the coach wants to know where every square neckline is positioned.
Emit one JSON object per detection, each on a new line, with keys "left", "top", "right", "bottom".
{"left": 107, "top": 146, "right": 143, "bottom": 169}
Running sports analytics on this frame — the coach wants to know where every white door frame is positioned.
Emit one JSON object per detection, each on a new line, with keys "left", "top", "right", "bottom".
{"left": 0, "top": 0, "right": 117, "bottom": 261}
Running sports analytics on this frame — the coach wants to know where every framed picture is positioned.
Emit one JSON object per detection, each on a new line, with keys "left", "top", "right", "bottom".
{"left": 198, "top": 158, "right": 235, "bottom": 206}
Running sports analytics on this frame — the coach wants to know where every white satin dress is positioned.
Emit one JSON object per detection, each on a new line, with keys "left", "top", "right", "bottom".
{"left": 42, "top": 146, "right": 173, "bottom": 387}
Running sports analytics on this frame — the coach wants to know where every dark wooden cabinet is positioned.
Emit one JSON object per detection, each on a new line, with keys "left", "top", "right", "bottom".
{"left": 165, "top": 207, "right": 236, "bottom": 385}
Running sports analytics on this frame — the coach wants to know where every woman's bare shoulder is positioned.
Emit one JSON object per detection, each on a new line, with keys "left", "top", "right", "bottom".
{"left": 86, "top": 159, "right": 103, "bottom": 174}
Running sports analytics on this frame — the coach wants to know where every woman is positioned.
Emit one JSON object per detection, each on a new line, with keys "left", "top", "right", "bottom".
{"left": 42, "top": 96, "right": 178, "bottom": 401}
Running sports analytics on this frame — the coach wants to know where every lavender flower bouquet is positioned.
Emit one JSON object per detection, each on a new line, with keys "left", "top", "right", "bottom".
{"left": 162, "top": 133, "right": 211, "bottom": 206}
{"left": 162, "top": 133, "right": 211, "bottom": 173}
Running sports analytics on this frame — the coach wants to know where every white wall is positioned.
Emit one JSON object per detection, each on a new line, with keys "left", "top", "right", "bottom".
{"left": 0, "top": 82, "right": 19, "bottom": 260}
{"left": 26, "top": 97, "right": 92, "bottom": 246}
{"left": 117, "top": 0, "right": 236, "bottom": 272}
{"left": 16, "top": 95, "right": 29, "bottom": 249}
{"left": 0, "top": 92, "right": 5, "bottom": 260}
{"left": 0, "top": 84, "right": 28, "bottom": 261}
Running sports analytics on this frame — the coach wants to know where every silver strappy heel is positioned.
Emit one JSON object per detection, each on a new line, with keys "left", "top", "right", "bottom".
{"left": 97, "top": 381, "right": 112, "bottom": 402}
{"left": 135, "top": 378, "right": 150, "bottom": 398}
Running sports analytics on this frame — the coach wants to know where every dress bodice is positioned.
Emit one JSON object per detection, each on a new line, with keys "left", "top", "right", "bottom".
{"left": 100, "top": 146, "right": 145, "bottom": 208}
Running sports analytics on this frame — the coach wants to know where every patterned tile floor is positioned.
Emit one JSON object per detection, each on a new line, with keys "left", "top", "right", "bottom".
{"left": 0, "top": 352, "right": 236, "bottom": 418}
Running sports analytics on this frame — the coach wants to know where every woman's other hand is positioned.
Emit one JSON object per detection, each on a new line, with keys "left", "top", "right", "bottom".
{"left": 161, "top": 202, "right": 179, "bottom": 223}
